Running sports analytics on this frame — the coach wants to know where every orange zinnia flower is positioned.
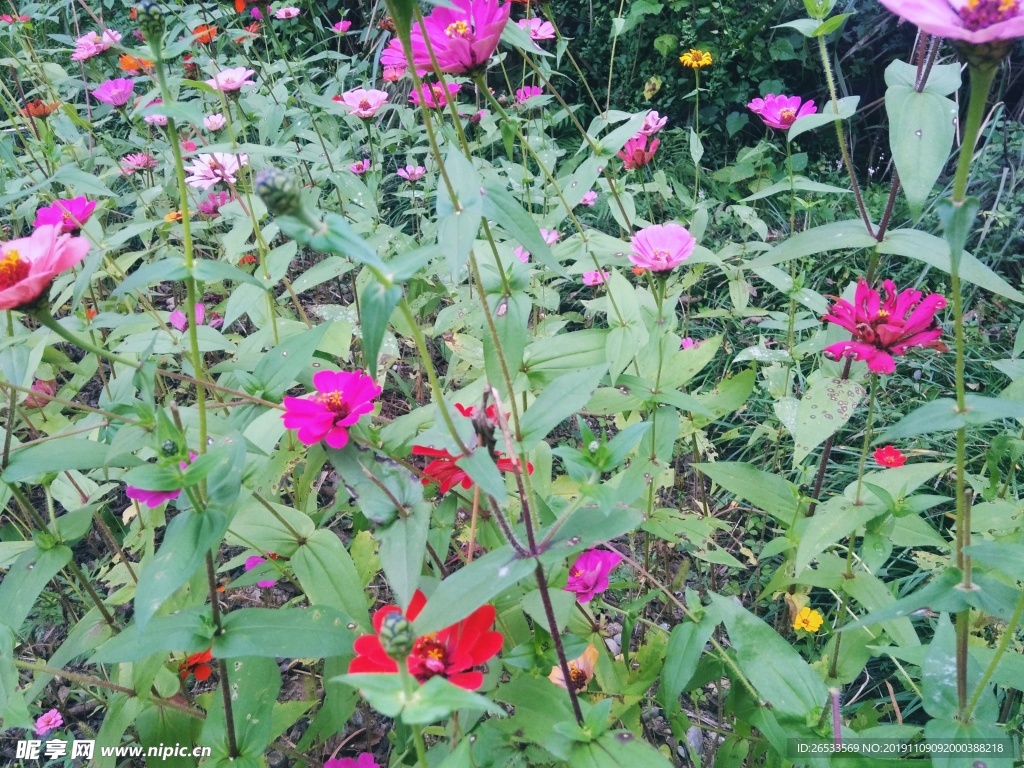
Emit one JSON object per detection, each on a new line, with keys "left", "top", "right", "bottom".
{"left": 118, "top": 53, "right": 153, "bottom": 74}
{"left": 193, "top": 24, "right": 217, "bottom": 44}
{"left": 21, "top": 99, "right": 59, "bottom": 118}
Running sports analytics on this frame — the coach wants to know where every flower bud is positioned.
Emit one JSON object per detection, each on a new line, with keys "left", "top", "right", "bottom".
{"left": 136, "top": 0, "right": 164, "bottom": 46}
{"left": 255, "top": 167, "right": 302, "bottom": 218}
{"left": 161, "top": 439, "right": 178, "bottom": 457}
{"left": 378, "top": 611, "right": 414, "bottom": 661}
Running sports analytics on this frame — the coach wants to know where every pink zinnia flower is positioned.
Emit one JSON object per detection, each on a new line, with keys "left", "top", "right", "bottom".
{"left": 71, "top": 29, "right": 120, "bottom": 61}
{"left": 34, "top": 709, "right": 63, "bottom": 737}
{"left": 397, "top": 165, "right": 426, "bottom": 182}
{"left": 126, "top": 452, "right": 196, "bottom": 508}
{"left": 350, "top": 159, "right": 371, "bottom": 175}
{"left": 333, "top": 19, "right": 352, "bottom": 34}
{"left": 404, "top": 0, "right": 510, "bottom": 75}
{"left": 325, "top": 755, "right": 380, "bottom": 768}
{"left": 33, "top": 196, "right": 97, "bottom": 233}
{"left": 274, "top": 6, "right": 300, "bottom": 19}
{"left": 203, "top": 113, "right": 226, "bottom": 131}
{"left": 382, "top": 65, "right": 405, "bottom": 82}
{"left": 514, "top": 85, "right": 543, "bottom": 103}
{"left": 183, "top": 153, "right": 248, "bottom": 189}
{"left": 0, "top": 225, "right": 90, "bottom": 310}
{"left": 381, "top": 38, "right": 421, "bottom": 75}
{"left": 680, "top": 337, "right": 701, "bottom": 350}
{"left": 169, "top": 303, "right": 205, "bottom": 331}
{"left": 518, "top": 16, "right": 556, "bottom": 41}
{"left": 628, "top": 222, "right": 695, "bottom": 273}
{"left": 564, "top": 549, "right": 622, "bottom": 603}
{"left": 409, "top": 82, "right": 461, "bottom": 109}
{"left": 198, "top": 190, "right": 235, "bottom": 217}
{"left": 617, "top": 134, "right": 659, "bottom": 170}
{"left": 338, "top": 88, "right": 389, "bottom": 118}
{"left": 92, "top": 78, "right": 135, "bottom": 107}
{"left": 23, "top": 378, "right": 57, "bottom": 409}
{"left": 206, "top": 67, "right": 256, "bottom": 92}
{"left": 142, "top": 98, "right": 168, "bottom": 126}
{"left": 579, "top": 190, "right": 598, "bottom": 207}
{"left": 513, "top": 228, "right": 559, "bottom": 263}
{"left": 245, "top": 555, "right": 278, "bottom": 588}
{"left": 582, "top": 269, "right": 610, "bottom": 286}
{"left": 1, "top": 14, "right": 31, "bottom": 23}
{"left": 638, "top": 110, "right": 668, "bottom": 136}
{"left": 748, "top": 93, "right": 816, "bottom": 131}
{"left": 282, "top": 370, "right": 381, "bottom": 449}
{"left": 121, "top": 152, "right": 157, "bottom": 175}
{"left": 877, "top": 0, "right": 1024, "bottom": 44}
{"left": 822, "top": 278, "right": 948, "bottom": 375}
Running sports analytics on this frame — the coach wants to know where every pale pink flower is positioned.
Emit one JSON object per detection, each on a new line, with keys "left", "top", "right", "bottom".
{"left": 748, "top": 93, "right": 816, "bottom": 131}
{"left": 71, "top": 29, "right": 120, "bottom": 61}
{"left": 617, "top": 134, "right": 659, "bottom": 170}
{"left": 638, "top": 110, "right": 667, "bottom": 136}
{"left": 142, "top": 98, "right": 167, "bottom": 126}
{"left": 34, "top": 709, "right": 63, "bottom": 737}
{"left": 404, "top": 0, "right": 510, "bottom": 74}
{"left": 338, "top": 88, "right": 389, "bottom": 118}
{"left": 92, "top": 78, "right": 135, "bottom": 107}
{"left": 333, "top": 20, "right": 352, "bottom": 34}
{"left": 513, "top": 228, "right": 559, "bottom": 263}
{"left": 121, "top": 152, "right": 157, "bottom": 175}
{"left": 382, "top": 65, "right": 405, "bottom": 82}
{"left": 282, "top": 370, "right": 381, "bottom": 449}
{"left": 629, "top": 223, "right": 695, "bottom": 273}
{"left": 582, "top": 270, "right": 610, "bottom": 286}
{"left": 183, "top": 153, "right": 248, "bottom": 189}
{"left": 350, "top": 159, "right": 371, "bottom": 175}
{"left": 0, "top": 225, "right": 91, "bottom": 310}
{"left": 409, "top": 82, "right": 461, "bottom": 109}
{"left": 518, "top": 17, "right": 556, "bottom": 41}
{"left": 579, "top": 190, "right": 598, "bottom": 207}
{"left": 274, "top": 6, "right": 300, "bottom": 19}
{"left": 206, "top": 67, "right": 256, "bottom": 92}
{"left": 203, "top": 113, "right": 226, "bottom": 131}
{"left": 877, "top": 0, "right": 1024, "bottom": 44}
{"left": 397, "top": 165, "right": 426, "bottom": 182}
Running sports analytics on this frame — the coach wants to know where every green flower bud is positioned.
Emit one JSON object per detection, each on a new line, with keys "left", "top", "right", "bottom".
{"left": 255, "top": 167, "right": 303, "bottom": 219}
{"left": 136, "top": 0, "right": 165, "bottom": 49}
{"left": 378, "top": 611, "right": 414, "bottom": 661}
{"left": 161, "top": 439, "right": 178, "bottom": 457}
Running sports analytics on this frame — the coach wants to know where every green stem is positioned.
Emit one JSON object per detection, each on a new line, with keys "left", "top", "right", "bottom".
{"left": 853, "top": 374, "right": 877, "bottom": 506}
{"left": 32, "top": 309, "right": 138, "bottom": 369}
{"left": 951, "top": 65, "right": 997, "bottom": 203}
{"left": 398, "top": 666, "right": 429, "bottom": 767}
{"left": 963, "top": 588, "right": 1024, "bottom": 722}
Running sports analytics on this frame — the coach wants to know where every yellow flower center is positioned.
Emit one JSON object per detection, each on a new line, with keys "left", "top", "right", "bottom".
{"left": 567, "top": 662, "right": 589, "bottom": 692}
{"left": 876, "top": 309, "right": 889, "bottom": 318}
{"left": 445, "top": 20, "right": 470, "bottom": 38}
{"left": 778, "top": 107, "right": 796, "bottom": 125}
{"left": 0, "top": 248, "right": 30, "bottom": 290}
{"left": 319, "top": 391, "right": 347, "bottom": 413}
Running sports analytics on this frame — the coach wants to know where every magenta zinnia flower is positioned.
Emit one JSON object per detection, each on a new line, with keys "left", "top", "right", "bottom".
{"left": 877, "top": 0, "right": 1024, "bottom": 44}
{"left": 198, "top": 190, "right": 235, "bottom": 217}
{"left": 628, "top": 223, "right": 695, "bottom": 273}
{"left": 333, "top": 20, "right": 352, "bottom": 34}
{"left": 409, "top": 82, "right": 462, "bottom": 109}
{"left": 397, "top": 165, "right": 426, "bottom": 182}
{"left": 245, "top": 555, "right": 279, "bottom": 588}
{"left": 638, "top": 110, "right": 668, "bottom": 136}
{"left": 325, "top": 755, "right": 379, "bottom": 768}
{"left": 405, "top": 0, "right": 510, "bottom": 75}
{"left": 206, "top": 67, "right": 256, "bottom": 92}
{"left": 748, "top": 93, "right": 816, "bottom": 131}
{"left": 282, "top": 370, "right": 381, "bottom": 449}
{"left": 823, "top": 278, "right": 947, "bottom": 375}
{"left": 617, "top": 134, "right": 659, "bottom": 170}
{"left": 564, "top": 549, "right": 622, "bottom": 603}
{"left": 514, "top": 85, "right": 543, "bottom": 103}
{"left": 184, "top": 153, "right": 248, "bottom": 189}
{"left": 338, "top": 87, "right": 389, "bottom": 118}
{"left": 92, "top": 78, "right": 135, "bottom": 107}
{"left": 34, "top": 709, "right": 63, "bottom": 737}
{"left": 33, "top": 196, "right": 97, "bottom": 233}
{"left": 0, "top": 225, "right": 90, "bottom": 310}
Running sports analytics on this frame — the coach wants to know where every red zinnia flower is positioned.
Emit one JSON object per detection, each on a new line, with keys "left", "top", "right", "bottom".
{"left": 874, "top": 445, "right": 907, "bottom": 468}
{"left": 179, "top": 649, "right": 214, "bottom": 681}
{"left": 193, "top": 24, "right": 218, "bottom": 44}
{"left": 823, "top": 278, "right": 947, "bottom": 375}
{"left": 617, "top": 134, "right": 659, "bottom": 170}
{"left": 349, "top": 590, "right": 503, "bottom": 690}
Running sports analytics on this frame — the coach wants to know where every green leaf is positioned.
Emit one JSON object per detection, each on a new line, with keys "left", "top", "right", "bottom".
{"left": 788, "top": 96, "right": 859, "bottom": 142}
{"left": 215, "top": 607, "right": 356, "bottom": 658}
{"left": 568, "top": 730, "right": 674, "bottom": 767}
{"left": 689, "top": 128, "right": 704, "bottom": 165}
{"left": 741, "top": 177, "right": 851, "bottom": 202}
{"left": 192, "top": 259, "right": 268, "bottom": 290}
{"left": 376, "top": 498, "right": 430, "bottom": 610}
{"left": 279, "top": 211, "right": 385, "bottom": 272}
{"left": 328, "top": 446, "right": 424, "bottom": 526}
{"left": 91, "top": 609, "right": 211, "bottom": 662}
{"left": 2, "top": 438, "right": 137, "bottom": 483}
{"left": 201, "top": 656, "right": 280, "bottom": 762}
{"left": 711, "top": 593, "right": 829, "bottom": 722}
{"left": 523, "top": 329, "right": 609, "bottom": 386}
{"left": 691, "top": 462, "right": 801, "bottom": 526}
{"left": 251, "top": 323, "right": 330, "bottom": 401}
{"left": 437, "top": 151, "right": 483, "bottom": 275}
{"left": 111, "top": 259, "right": 189, "bottom": 297}
{"left": 292, "top": 529, "right": 370, "bottom": 630}
{"left": 653, "top": 33, "right": 677, "bottom": 56}
{"left": 879, "top": 395, "right": 1024, "bottom": 442}
{"left": 520, "top": 364, "right": 609, "bottom": 450}
{"left": 884, "top": 59, "right": 961, "bottom": 96}
{"left": 135, "top": 509, "right": 230, "bottom": 630}
{"left": 459, "top": 447, "right": 510, "bottom": 502}
{"left": 661, "top": 613, "right": 717, "bottom": 708}
{"left": 791, "top": 377, "right": 865, "bottom": 466}
{"left": 481, "top": 181, "right": 563, "bottom": 275}
{"left": 360, "top": 279, "right": 401, "bottom": 374}
{"left": 886, "top": 82, "right": 956, "bottom": 217}
{"left": 842, "top": 568, "right": 968, "bottom": 632}
{"left": 923, "top": 718, "right": 1012, "bottom": 768}
{"left": 335, "top": 674, "right": 503, "bottom": 725}
{"left": 793, "top": 494, "right": 886, "bottom": 574}
{"left": 749, "top": 219, "right": 876, "bottom": 268}
{"left": 963, "top": 541, "right": 1024, "bottom": 581}
{"left": 484, "top": 291, "right": 530, "bottom": 397}
{"left": 0, "top": 545, "right": 72, "bottom": 633}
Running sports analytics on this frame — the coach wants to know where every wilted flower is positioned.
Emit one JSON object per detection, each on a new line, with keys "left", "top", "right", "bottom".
{"left": 564, "top": 548, "right": 622, "bottom": 603}
{"left": 513, "top": 228, "right": 559, "bottom": 263}
{"left": 409, "top": 81, "right": 461, "bottom": 109}
{"left": 338, "top": 87, "right": 389, "bottom": 118}
{"left": 617, "top": 134, "right": 659, "bottom": 170}
{"left": 21, "top": 99, "right": 59, "bottom": 118}
{"left": 282, "top": 370, "right": 380, "bottom": 449}
{"left": 748, "top": 93, "right": 816, "bottom": 131}
{"left": 877, "top": 0, "right": 1024, "bottom": 45}
{"left": 679, "top": 48, "right": 712, "bottom": 68}
{"left": 397, "top": 165, "right": 426, "bottom": 182}
{"left": 92, "top": 78, "right": 135, "bottom": 107}
{"left": 514, "top": 85, "right": 543, "bottom": 103}
{"left": 244, "top": 555, "right": 278, "bottom": 588}
{"left": 274, "top": 6, "right": 300, "bottom": 19}
{"left": 518, "top": 16, "right": 556, "bottom": 41}
{"left": 874, "top": 445, "right": 908, "bottom": 468}
{"left": 628, "top": 222, "right": 696, "bottom": 272}
{"left": 179, "top": 649, "right": 214, "bottom": 681}
{"left": 205, "top": 66, "right": 256, "bottom": 91}
{"left": 549, "top": 644, "right": 598, "bottom": 692}
{"left": 579, "top": 190, "right": 598, "bottom": 207}
{"left": 823, "top": 278, "right": 947, "bottom": 375}
{"left": 638, "top": 110, "right": 667, "bottom": 136}
{"left": 34, "top": 709, "right": 63, "bottom": 737}
{"left": 121, "top": 152, "right": 157, "bottom": 174}
{"left": 183, "top": 153, "right": 249, "bottom": 189}
{"left": 793, "top": 607, "right": 824, "bottom": 633}
{"left": 350, "top": 159, "right": 371, "bottom": 175}
{"left": 203, "top": 113, "right": 226, "bottom": 131}
{"left": 33, "top": 196, "right": 97, "bottom": 233}
{"left": 582, "top": 269, "right": 610, "bottom": 286}
{"left": 0, "top": 225, "right": 90, "bottom": 311}
{"left": 23, "top": 379, "right": 56, "bottom": 409}
{"left": 332, "top": 19, "right": 352, "bottom": 34}
{"left": 404, "top": 0, "right": 510, "bottom": 74}
{"left": 349, "top": 590, "right": 503, "bottom": 691}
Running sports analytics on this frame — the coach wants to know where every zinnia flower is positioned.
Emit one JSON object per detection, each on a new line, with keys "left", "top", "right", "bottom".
{"left": 332, "top": 20, "right": 352, "bottom": 34}
{"left": 349, "top": 589, "right": 503, "bottom": 691}
{"left": 877, "top": 0, "right": 1024, "bottom": 45}
{"left": 121, "top": 152, "right": 157, "bottom": 175}
{"left": 198, "top": 190, "right": 235, "bottom": 217}
{"left": 513, "top": 228, "right": 559, "bottom": 263}
{"left": 338, "top": 88, "right": 389, "bottom": 118}
{"left": 179, "top": 649, "right": 214, "bottom": 681}
{"left": 548, "top": 644, "right": 598, "bottom": 693}
{"left": 823, "top": 278, "right": 947, "bottom": 375}
{"left": 205, "top": 66, "right": 256, "bottom": 91}
{"left": 71, "top": 29, "right": 120, "bottom": 61}
{"left": 350, "top": 159, "right": 371, "bottom": 175}
{"left": 638, "top": 110, "right": 667, "bottom": 136}
{"left": 579, "top": 190, "right": 598, "bottom": 206}
{"left": 325, "top": 755, "right": 379, "bottom": 768}
{"left": 748, "top": 93, "right": 816, "bottom": 131}
{"left": 34, "top": 709, "right": 63, "bottom": 737}
{"left": 518, "top": 16, "right": 556, "bottom": 41}
{"left": 409, "top": 82, "right": 462, "bottom": 109}
{"left": 874, "top": 445, "right": 908, "bottom": 468}
{"left": 183, "top": 153, "right": 249, "bottom": 189}
{"left": 679, "top": 48, "right": 712, "bottom": 68}
{"left": 203, "top": 113, "right": 226, "bottom": 131}
{"left": 92, "top": 78, "right": 135, "bottom": 107}
{"left": 403, "top": 0, "right": 510, "bottom": 75}
{"left": 142, "top": 98, "right": 167, "bottom": 126}
{"left": 118, "top": 53, "right": 153, "bottom": 74}
{"left": 628, "top": 222, "right": 695, "bottom": 273}
{"left": 282, "top": 370, "right": 381, "bottom": 449}
{"left": 514, "top": 85, "right": 543, "bottom": 103}
{"left": 21, "top": 99, "right": 59, "bottom": 118}
{"left": 23, "top": 378, "right": 56, "bottom": 409}
{"left": 413, "top": 446, "right": 531, "bottom": 494}
{"left": 382, "top": 65, "right": 405, "bottom": 82}
{"left": 192, "top": 24, "right": 217, "bottom": 44}
{"left": 0, "top": 225, "right": 90, "bottom": 311}
{"left": 582, "top": 269, "right": 610, "bottom": 286}
{"left": 274, "top": 6, "right": 300, "bottom": 19}
{"left": 564, "top": 549, "right": 622, "bottom": 603}
{"left": 397, "top": 165, "right": 426, "bottom": 182}
{"left": 617, "top": 134, "right": 659, "bottom": 170}
{"left": 33, "top": 196, "right": 97, "bottom": 233}
{"left": 245, "top": 555, "right": 278, "bottom": 588}
{"left": 793, "top": 607, "right": 824, "bottom": 633}
{"left": 168, "top": 302, "right": 221, "bottom": 330}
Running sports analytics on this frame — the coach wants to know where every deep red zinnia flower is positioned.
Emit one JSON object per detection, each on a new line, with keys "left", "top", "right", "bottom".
{"left": 823, "top": 278, "right": 947, "bottom": 375}
{"left": 349, "top": 590, "right": 503, "bottom": 690}
{"left": 874, "top": 445, "right": 907, "bottom": 468}
{"left": 179, "top": 649, "right": 214, "bottom": 681}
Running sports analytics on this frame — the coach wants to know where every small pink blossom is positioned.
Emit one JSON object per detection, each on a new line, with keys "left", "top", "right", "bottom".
{"left": 565, "top": 549, "right": 622, "bottom": 603}
{"left": 198, "top": 190, "right": 235, "bottom": 217}
{"left": 0, "top": 14, "right": 31, "bottom": 23}
{"left": 514, "top": 85, "right": 543, "bottom": 103}
{"left": 274, "top": 6, "right": 300, "bottom": 19}
{"left": 183, "top": 153, "right": 248, "bottom": 189}
{"left": 121, "top": 152, "right": 157, "bottom": 175}
{"left": 0, "top": 225, "right": 91, "bottom": 310}
{"left": 181, "top": 139, "right": 198, "bottom": 153}
{"left": 513, "top": 228, "right": 559, "bottom": 263}
{"left": 579, "top": 190, "right": 598, "bottom": 207}
{"left": 33, "top": 196, "right": 97, "bottom": 233}
{"left": 582, "top": 270, "right": 610, "bottom": 286}
{"left": 92, "top": 78, "right": 135, "bottom": 107}
{"left": 617, "top": 134, "right": 659, "bottom": 170}
{"left": 518, "top": 17, "right": 556, "bottom": 41}
{"left": 34, "top": 709, "right": 63, "bottom": 737}
{"left": 142, "top": 98, "right": 168, "bottom": 126}
{"left": 206, "top": 67, "right": 256, "bottom": 92}
{"left": 338, "top": 87, "right": 389, "bottom": 118}
{"left": 748, "top": 93, "right": 816, "bottom": 131}
{"left": 126, "top": 453, "right": 196, "bottom": 508}
{"left": 638, "top": 110, "right": 668, "bottom": 136}
{"left": 629, "top": 223, "right": 695, "bottom": 273}
{"left": 382, "top": 65, "right": 405, "bottom": 82}
{"left": 169, "top": 303, "right": 206, "bottom": 331}
{"left": 71, "top": 29, "right": 120, "bottom": 61}
{"left": 250, "top": 7, "right": 263, "bottom": 20}
{"left": 409, "top": 82, "right": 461, "bottom": 109}
{"left": 333, "top": 20, "right": 352, "bottom": 34}
{"left": 877, "top": 0, "right": 1024, "bottom": 44}
{"left": 203, "top": 113, "right": 226, "bottom": 131}
{"left": 245, "top": 555, "right": 278, "bottom": 588}
{"left": 23, "top": 379, "right": 56, "bottom": 409}
{"left": 350, "top": 159, "right": 371, "bottom": 175}
{"left": 680, "top": 337, "right": 698, "bottom": 349}
{"left": 324, "top": 755, "right": 381, "bottom": 768}
{"left": 397, "top": 165, "right": 426, "bottom": 182}
{"left": 282, "top": 370, "right": 381, "bottom": 449}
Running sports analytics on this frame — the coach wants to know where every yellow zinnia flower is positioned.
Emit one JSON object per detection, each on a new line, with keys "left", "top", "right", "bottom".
{"left": 679, "top": 49, "right": 713, "bottom": 69}
{"left": 792, "top": 607, "right": 824, "bottom": 633}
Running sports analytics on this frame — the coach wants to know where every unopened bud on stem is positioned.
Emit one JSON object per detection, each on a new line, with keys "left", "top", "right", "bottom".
{"left": 255, "top": 167, "right": 304, "bottom": 219}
